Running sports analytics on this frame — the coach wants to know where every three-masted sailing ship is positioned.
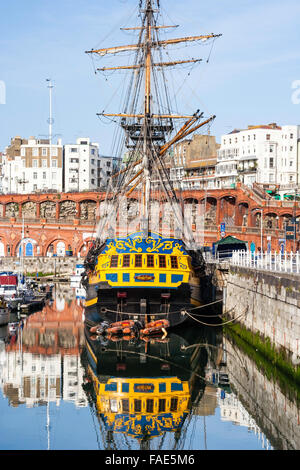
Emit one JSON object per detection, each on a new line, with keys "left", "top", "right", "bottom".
{"left": 82, "top": 0, "right": 221, "bottom": 331}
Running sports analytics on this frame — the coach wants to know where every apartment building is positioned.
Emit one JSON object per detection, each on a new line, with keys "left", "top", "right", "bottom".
{"left": 215, "top": 123, "right": 300, "bottom": 189}
{"left": 2, "top": 136, "right": 63, "bottom": 194}
{"left": 64, "top": 138, "right": 121, "bottom": 192}
{"left": 167, "top": 134, "right": 220, "bottom": 190}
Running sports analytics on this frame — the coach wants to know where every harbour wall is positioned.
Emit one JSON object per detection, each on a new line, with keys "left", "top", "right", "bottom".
{"left": 0, "top": 256, "right": 83, "bottom": 277}
{"left": 223, "top": 265, "right": 300, "bottom": 365}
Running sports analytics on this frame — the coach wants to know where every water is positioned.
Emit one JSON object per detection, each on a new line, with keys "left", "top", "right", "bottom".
{"left": 0, "top": 284, "right": 299, "bottom": 451}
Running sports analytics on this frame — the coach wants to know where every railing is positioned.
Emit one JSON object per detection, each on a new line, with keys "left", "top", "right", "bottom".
{"left": 231, "top": 250, "right": 300, "bottom": 275}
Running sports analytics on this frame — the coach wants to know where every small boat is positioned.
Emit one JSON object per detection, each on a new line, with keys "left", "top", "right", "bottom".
{"left": 70, "top": 264, "right": 85, "bottom": 287}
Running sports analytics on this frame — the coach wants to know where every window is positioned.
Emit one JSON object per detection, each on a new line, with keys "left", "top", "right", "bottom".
{"left": 107, "top": 161, "right": 111, "bottom": 167}
{"left": 122, "top": 399, "right": 129, "bottom": 412}
{"left": 42, "top": 148, "right": 47, "bottom": 156}
{"left": 134, "top": 399, "right": 142, "bottom": 413}
{"left": 158, "top": 399, "right": 166, "bottom": 412}
{"left": 42, "top": 159, "right": 47, "bottom": 168}
{"left": 21, "top": 148, "right": 26, "bottom": 156}
{"left": 170, "top": 398, "right": 178, "bottom": 412}
{"left": 135, "top": 254, "right": 142, "bottom": 267}
{"left": 146, "top": 399, "right": 154, "bottom": 413}
{"left": 32, "top": 147, "right": 38, "bottom": 157}
{"left": 123, "top": 255, "right": 130, "bottom": 267}
{"left": 110, "top": 255, "right": 119, "bottom": 268}
{"left": 51, "top": 148, "right": 58, "bottom": 157}
{"left": 170, "top": 256, "right": 178, "bottom": 269}
{"left": 52, "top": 172, "right": 56, "bottom": 180}
{"left": 42, "top": 171, "right": 46, "bottom": 179}
{"left": 52, "top": 159, "right": 57, "bottom": 167}
{"left": 266, "top": 134, "right": 270, "bottom": 140}
{"left": 33, "top": 172, "right": 37, "bottom": 180}
{"left": 159, "top": 255, "right": 166, "bottom": 268}
{"left": 147, "top": 255, "right": 154, "bottom": 267}
{"left": 269, "top": 157, "right": 274, "bottom": 168}
{"left": 32, "top": 159, "right": 38, "bottom": 168}
{"left": 70, "top": 147, "right": 78, "bottom": 153}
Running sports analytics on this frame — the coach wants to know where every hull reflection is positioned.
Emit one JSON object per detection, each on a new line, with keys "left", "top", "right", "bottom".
{"left": 82, "top": 326, "right": 208, "bottom": 448}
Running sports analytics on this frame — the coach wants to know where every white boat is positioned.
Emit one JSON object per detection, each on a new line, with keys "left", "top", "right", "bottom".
{"left": 70, "top": 264, "right": 85, "bottom": 287}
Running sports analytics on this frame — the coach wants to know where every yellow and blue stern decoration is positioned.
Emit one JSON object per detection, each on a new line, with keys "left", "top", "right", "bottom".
{"left": 88, "top": 232, "right": 193, "bottom": 290}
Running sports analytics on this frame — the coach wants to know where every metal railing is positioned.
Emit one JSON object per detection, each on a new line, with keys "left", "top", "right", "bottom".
{"left": 231, "top": 250, "right": 300, "bottom": 275}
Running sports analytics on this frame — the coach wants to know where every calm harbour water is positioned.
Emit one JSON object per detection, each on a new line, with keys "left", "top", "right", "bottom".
{"left": 0, "top": 284, "right": 298, "bottom": 451}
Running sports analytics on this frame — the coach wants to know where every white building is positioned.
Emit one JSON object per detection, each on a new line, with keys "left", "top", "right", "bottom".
{"left": 2, "top": 136, "right": 63, "bottom": 194}
{"left": 215, "top": 124, "right": 300, "bottom": 189}
{"left": 64, "top": 138, "right": 100, "bottom": 192}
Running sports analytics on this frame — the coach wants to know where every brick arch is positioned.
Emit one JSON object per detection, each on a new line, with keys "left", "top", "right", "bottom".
{"left": 45, "top": 237, "right": 71, "bottom": 256}
{"left": 59, "top": 200, "right": 77, "bottom": 220}
{"left": 21, "top": 201, "right": 37, "bottom": 218}
{"left": 14, "top": 237, "right": 39, "bottom": 256}
{"left": 78, "top": 239, "right": 95, "bottom": 257}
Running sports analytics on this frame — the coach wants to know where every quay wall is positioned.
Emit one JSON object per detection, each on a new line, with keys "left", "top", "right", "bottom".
{"left": 223, "top": 265, "right": 300, "bottom": 364}
{"left": 0, "top": 256, "right": 83, "bottom": 276}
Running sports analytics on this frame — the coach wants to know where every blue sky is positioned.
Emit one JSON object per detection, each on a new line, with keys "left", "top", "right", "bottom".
{"left": 0, "top": 0, "right": 299, "bottom": 155}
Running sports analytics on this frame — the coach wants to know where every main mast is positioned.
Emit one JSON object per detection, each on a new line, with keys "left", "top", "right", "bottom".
{"left": 86, "top": 0, "right": 221, "bottom": 243}
{"left": 142, "top": 0, "right": 154, "bottom": 235}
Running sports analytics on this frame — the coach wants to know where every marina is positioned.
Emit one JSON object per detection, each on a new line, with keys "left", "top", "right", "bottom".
{"left": 0, "top": 283, "right": 298, "bottom": 450}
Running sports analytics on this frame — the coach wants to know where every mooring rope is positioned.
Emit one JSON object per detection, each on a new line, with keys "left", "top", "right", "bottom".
{"left": 182, "top": 305, "right": 248, "bottom": 327}
{"left": 100, "top": 298, "right": 223, "bottom": 317}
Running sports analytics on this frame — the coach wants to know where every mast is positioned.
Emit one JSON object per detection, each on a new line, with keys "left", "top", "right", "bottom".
{"left": 142, "top": 0, "right": 154, "bottom": 235}
{"left": 86, "top": 0, "right": 221, "bottom": 244}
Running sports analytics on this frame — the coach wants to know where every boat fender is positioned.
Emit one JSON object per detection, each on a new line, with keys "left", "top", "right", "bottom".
{"left": 141, "top": 326, "right": 167, "bottom": 336}
{"left": 111, "top": 320, "right": 135, "bottom": 329}
{"left": 106, "top": 326, "right": 123, "bottom": 335}
{"left": 145, "top": 319, "right": 170, "bottom": 329}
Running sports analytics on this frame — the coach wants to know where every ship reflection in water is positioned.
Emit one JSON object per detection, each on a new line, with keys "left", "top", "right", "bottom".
{"left": 0, "top": 284, "right": 299, "bottom": 450}
{"left": 82, "top": 327, "right": 207, "bottom": 448}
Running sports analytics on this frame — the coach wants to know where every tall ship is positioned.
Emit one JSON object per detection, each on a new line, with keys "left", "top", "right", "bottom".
{"left": 82, "top": 0, "right": 221, "bottom": 330}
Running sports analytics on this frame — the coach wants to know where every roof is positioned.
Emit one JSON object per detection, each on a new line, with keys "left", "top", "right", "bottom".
{"left": 214, "top": 235, "right": 247, "bottom": 246}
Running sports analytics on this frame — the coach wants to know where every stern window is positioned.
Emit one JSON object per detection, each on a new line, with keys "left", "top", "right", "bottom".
{"left": 135, "top": 254, "right": 143, "bottom": 267}
{"left": 170, "top": 397, "right": 178, "bottom": 412}
{"left": 159, "top": 255, "right": 166, "bottom": 268}
{"left": 110, "top": 255, "right": 119, "bottom": 268}
{"left": 170, "top": 256, "right": 178, "bottom": 269}
{"left": 122, "top": 399, "right": 129, "bottom": 412}
{"left": 123, "top": 255, "right": 130, "bottom": 267}
{"left": 134, "top": 399, "right": 142, "bottom": 412}
{"left": 158, "top": 399, "right": 166, "bottom": 412}
{"left": 147, "top": 255, "right": 154, "bottom": 267}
